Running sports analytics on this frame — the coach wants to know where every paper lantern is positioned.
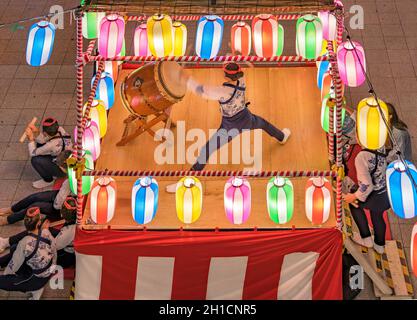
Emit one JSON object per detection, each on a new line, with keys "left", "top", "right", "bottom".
{"left": 92, "top": 71, "right": 115, "bottom": 110}
{"left": 386, "top": 160, "right": 417, "bottom": 219}
{"left": 357, "top": 97, "right": 389, "bottom": 150}
{"left": 96, "top": 61, "right": 119, "bottom": 84}
{"left": 296, "top": 14, "right": 323, "bottom": 59}
{"left": 318, "top": 11, "right": 337, "bottom": 41}
{"left": 132, "top": 176, "right": 158, "bottom": 225}
{"left": 176, "top": 177, "right": 202, "bottom": 224}
{"left": 173, "top": 21, "right": 187, "bottom": 56}
{"left": 74, "top": 120, "right": 100, "bottom": 161}
{"left": 82, "top": 12, "right": 105, "bottom": 39}
{"left": 317, "top": 60, "right": 330, "bottom": 89}
{"left": 134, "top": 23, "right": 151, "bottom": 56}
{"left": 337, "top": 41, "right": 366, "bottom": 87}
{"left": 67, "top": 151, "right": 94, "bottom": 196}
{"left": 83, "top": 100, "right": 107, "bottom": 138}
{"left": 98, "top": 14, "right": 125, "bottom": 58}
{"left": 26, "top": 21, "right": 56, "bottom": 67}
{"left": 412, "top": 224, "right": 417, "bottom": 277}
{"left": 90, "top": 177, "right": 117, "bottom": 224}
{"left": 224, "top": 177, "right": 251, "bottom": 225}
{"left": 267, "top": 177, "right": 294, "bottom": 224}
{"left": 147, "top": 14, "right": 173, "bottom": 57}
{"left": 231, "top": 21, "right": 252, "bottom": 56}
{"left": 196, "top": 15, "right": 224, "bottom": 59}
{"left": 321, "top": 94, "right": 347, "bottom": 133}
{"left": 252, "top": 14, "right": 284, "bottom": 58}
{"left": 319, "top": 40, "right": 337, "bottom": 57}
{"left": 305, "top": 177, "right": 332, "bottom": 225}
{"left": 320, "top": 72, "right": 345, "bottom": 101}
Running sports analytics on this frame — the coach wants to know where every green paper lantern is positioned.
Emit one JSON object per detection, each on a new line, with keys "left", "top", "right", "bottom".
{"left": 321, "top": 94, "right": 346, "bottom": 133}
{"left": 82, "top": 12, "right": 105, "bottom": 39}
{"left": 266, "top": 177, "right": 294, "bottom": 224}
{"left": 68, "top": 150, "right": 94, "bottom": 195}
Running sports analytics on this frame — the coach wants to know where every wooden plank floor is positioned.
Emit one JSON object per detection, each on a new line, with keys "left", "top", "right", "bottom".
{"left": 81, "top": 66, "right": 336, "bottom": 230}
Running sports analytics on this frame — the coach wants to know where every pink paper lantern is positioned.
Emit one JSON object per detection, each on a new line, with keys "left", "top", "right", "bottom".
{"left": 98, "top": 14, "right": 125, "bottom": 58}
{"left": 74, "top": 120, "right": 101, "bottom": 161}
{"left": 318, "top": 11, "right": 337, "bottom": 41}
{"left": 337, "top": 41, "right": 366, "bottom": 87}
{"left": 134, "top": 23, "right": 150, "bottom": 56}
{"left": 224, "top": 177, "right": 251, "bottom": 225}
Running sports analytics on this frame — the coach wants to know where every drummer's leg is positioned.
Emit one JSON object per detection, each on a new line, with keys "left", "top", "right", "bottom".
{"left": 250, "top": 113, "right": 285, "bottom": 142}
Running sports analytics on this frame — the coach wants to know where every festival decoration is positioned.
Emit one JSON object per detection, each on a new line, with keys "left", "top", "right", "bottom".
{"left": 131, "top": 176, "right": 159, "bottom": 225}
{"left": 92, "top": 71, "right": 115, "bottom": 110}
{"left": 74, "top": 120, "right": 101, "bottom": 161}
{"left": 67, "top": 150, "right": 94, "bottom": 196}
{"left": 195, "top": 15, "right": 224, "bottom": 59}
{"left": 98, "top": 14, "right": 125, "bottom": 58}
{"left": 317, "top": 60, "right": 330, "bottom": 89}
{"left": 252, "top": 14, "right": 284, "bottom": 58}
{"left": 321, "top": 94, "right": 346, "bottom": 133}
{"left": 176, "top": 177, "right": 203, "bottom": 224}
{"left": 305, "top": 177, "right": 332, "bottom": 225}
{"left": 386, "top": 160, "right": 417, "bottom": 219}
{"left": 357, "top": 97, "right": 389, "bottom": 150}
{"left": 296, "top": 14, "right": 323, "bottom": 59}
{"left": 26, "top": 21, "right": 56, "bottom": 67}
{"left": 83, "top": 99, "right": 107, "bottom": 138}
{"left": 266, "top": 177, "right": 294, "bottom": 224}
{"left": 90, "top": 177, "right": 117, "bottom": 224}
{"left": 82, "top": 12, "right": 105, "bottom": 39}
{"left": 172, "top": 21, "right": 187, "bottom": 56}
{"left": 147, "top": 14, "right": 173, "bottom": 57}
{"left": 224, "top": 177, "right": 251, "bottom": 225}
{"left": 412, "top": 223, "right": 417, "bottom": 277}
{"left": 95, "top": 61, "right": 118, "bottom": 84}
{"left": 318, "top": 11, "right": 337, "bottom": 41}
{"left": 231, "top": 21, "right": 252, "bottom": 56}
{"left": 134, "top": 23, "right": 151, "bottom": 56}
{"left": 337, "top": 41, "right": 366, "bottom": 87}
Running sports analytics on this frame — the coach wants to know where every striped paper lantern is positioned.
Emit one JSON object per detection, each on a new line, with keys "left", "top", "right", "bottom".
{"left": 319, "top": 40, "right": 336, "bottom": 56}
{"left": 82, "top": 12, "right": 105, "bottom": 39}
{"left": 357, "top": 97, "right": 389, "bottom": 150}
{"left": 266, "top": 177, "right": 294, "bottom": 224}
{"left": 90, "top": 177, "right": 117, "bottom": 224}
{"left": 320, "top": 71, "right": 332, "bottom": 100}
{"left": 317, "top": 60, "right": 330, "bottom": 89}
{"left": 147, "top": 14, "right": 173, "bottom": 57}
{"left": 96, "top": 61, "right": 119, "bottom": 84}
{"left": 296, "top": 14, "right": 323, "bottom": 59}
{"left": 67, "top": 150, "right": 94, "bottom": 196}
{"left": 386, "top": 160, "right": 417, "bottom": 219}
{"left": 173, "top": 21, "right": 187, "bottom": 56}
{"left": 412, "top": 223, "right": 417, "bottom": 277}
{"left": 231, "top": 21, "right": 252, "bottom": 56}
{"left": 318, "top": 11, "right": 337, "bottom": 41}
{"left": 83, "top": 100, "right": 107, "bottom": 138}
{"left": 252, "top": 14, "right": 284, "bottom": 58}
{"left": 195, "top": 15, "right": 224, "bottom": 59}
{"left": 134, "top": 23, "right": 151, "bottom": 56}
{"left": 26, "top": 21, "right": 56, "bottom": 67}
{"left": 224, "top": 177, "right": 251, "bottom": 225}
{"left": 176, "top": 177, "right": 203, "bottom": 224}
{"left": 131, "top": 176, "right": 158, "bottom": 225}
{"left": 93, "top": 71, "right": 115, "bottom": 110}
{"left": 305, "top": 177, "right": 332, "bottom": 225}
{"left": 74, "top": 120, "right": 101, "bottom": 161}
{"left": 337, "top": 41, "right": 367, "bottom": 87}
{"left": 98, "top": 14, "right": 125, "bottom": 58}
{"left": 321, "top": 94, "right": 346, "bottom": 133}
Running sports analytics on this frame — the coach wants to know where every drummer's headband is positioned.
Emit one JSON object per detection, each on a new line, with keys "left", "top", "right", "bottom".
{"left": 42, "top": 117, "right": 58, "bottom": 127}
{"left": 26, "top": 207, "right": 41, "bottom": 218}
{"left": 223, "top": 63, "right": 242, "bottom": 75}
{"left": 63, "top": 197, "right": 77, "bottom": 210}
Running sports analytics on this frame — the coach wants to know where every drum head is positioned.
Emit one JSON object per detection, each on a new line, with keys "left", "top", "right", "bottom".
{"left": 156, "top": 61, "right": 187, "bottom": 100}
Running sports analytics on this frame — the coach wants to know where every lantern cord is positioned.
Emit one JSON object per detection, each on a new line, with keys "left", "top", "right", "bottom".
{"left": 0, "top": 5, "right": 81, "bottom": 29}
{"left": 344, "top": 27, "right": 417, "bottom": 190}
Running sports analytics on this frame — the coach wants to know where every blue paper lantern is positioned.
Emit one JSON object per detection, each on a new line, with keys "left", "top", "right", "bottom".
{"left": 386, "top": 160, "right": 417, "bottom": 219}
{"left": 317, "top": 60, "right": 330, "bottom": 89}
{"left": 131, "top": 177, "right": 159, "bottom": 224}
{"left": 92, "top": 71, "right": 115, "bottom": 110}
{"left": 195, "top": 15, "right": 224, "bottom": 59}
{"left": 26, "top": 21, "right": 56, "bottom": 67}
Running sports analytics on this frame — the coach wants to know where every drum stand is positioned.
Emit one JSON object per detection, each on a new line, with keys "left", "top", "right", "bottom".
{"left": 116, "top": 109, "right": 176, "bottom": 146}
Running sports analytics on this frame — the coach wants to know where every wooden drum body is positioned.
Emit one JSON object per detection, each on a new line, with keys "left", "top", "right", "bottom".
{"left": 121, "top": 61, "right": 187, "bottom": 117}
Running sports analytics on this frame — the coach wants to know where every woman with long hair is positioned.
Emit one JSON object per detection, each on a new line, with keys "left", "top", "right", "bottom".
{"left": 386, "top": 103, "right": 412, "bottom": 163}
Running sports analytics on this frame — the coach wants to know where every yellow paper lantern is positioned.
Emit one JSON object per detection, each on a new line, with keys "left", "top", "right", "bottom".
{"left": 147, "top": 14, "right": 173, "bottom": 57}
{"left": 83, "top": 99, "right": 107, "bottom": 138}
{"left": 172, "top": 21, "right": 187, "bottom": 56}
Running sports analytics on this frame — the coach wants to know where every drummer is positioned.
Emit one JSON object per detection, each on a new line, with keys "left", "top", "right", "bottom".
{"left": 166, "top": 62, "right": 291, "bottom": 193}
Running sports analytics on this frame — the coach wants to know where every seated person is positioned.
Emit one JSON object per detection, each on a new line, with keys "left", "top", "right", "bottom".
{"left": 0, "top": 207, "right": 56, "bottom": 294}
{"left": 386, "top": 103, "right": 412, "bottom": 163}
{"left": 0, "top": 150, "right": 72, "bottom": 226}
{"left": 26, "top": 117, "right": 72, "bottom": 189}
{"left": 0, "top": 196, "right": 77, "bottom": 269}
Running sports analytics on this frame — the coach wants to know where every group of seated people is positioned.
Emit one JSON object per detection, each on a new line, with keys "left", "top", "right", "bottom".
{"left": 340, "top": 102, "right": 412, "bottom": 254}
{"left": 0, "top": 118, "right": 75, "bottom": 298}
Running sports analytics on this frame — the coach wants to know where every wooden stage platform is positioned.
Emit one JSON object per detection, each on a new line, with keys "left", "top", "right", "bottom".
{"left": 81, "top": 66, "right": 336, "bottom": 230}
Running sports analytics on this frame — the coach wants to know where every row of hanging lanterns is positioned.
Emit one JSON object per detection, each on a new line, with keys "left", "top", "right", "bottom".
{"left": 85, "top": 175, "right": 332, "bottom": 226}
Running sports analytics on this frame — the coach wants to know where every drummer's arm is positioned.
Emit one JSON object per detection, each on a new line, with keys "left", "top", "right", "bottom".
{"left": 187, "top": 77, "right": 231, "bottom": 101}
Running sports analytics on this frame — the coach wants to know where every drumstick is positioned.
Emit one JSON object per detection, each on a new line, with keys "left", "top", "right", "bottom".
{"left": 19, "top": 117, "right": 37, "bottom": 143}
